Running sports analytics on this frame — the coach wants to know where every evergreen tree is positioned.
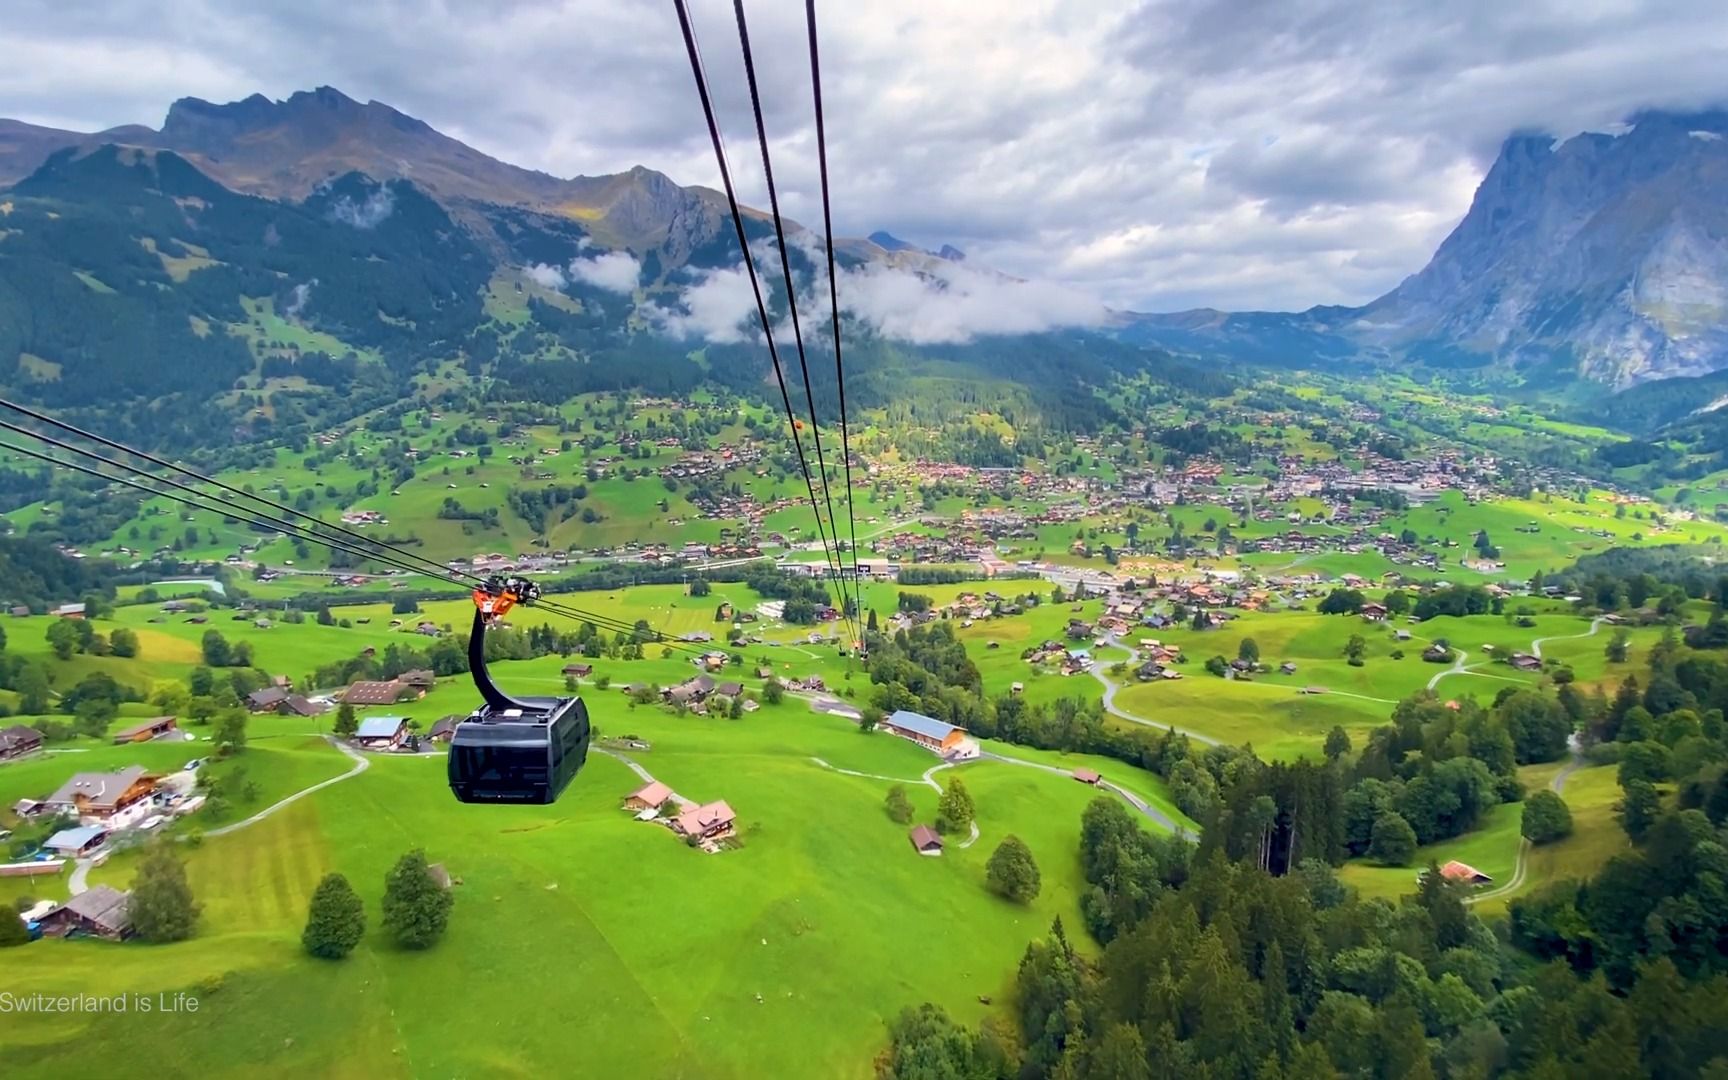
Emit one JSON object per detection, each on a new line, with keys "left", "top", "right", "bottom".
{"left": 381, "top": 849, "right": 452, "bottom": 949}
{"left": 1619, "top": 778, "right": 1660, "bottom": 840}
{"left": 302, "top": 872, "right": 366, "bottom": 959}
{"left": 130, "top": 842, "right": 200, "bottom": 943}
{"left": 0, "top": 906, "right": 28, "bottom": 947}
{"left": 334, "top": 702, "right": 358, "bottom": 738}
{"left": 986, "top": 834, "right": 1041, "bottom": 903}
{"left": 936, "top": 776, "right": 975, "bottom": 835}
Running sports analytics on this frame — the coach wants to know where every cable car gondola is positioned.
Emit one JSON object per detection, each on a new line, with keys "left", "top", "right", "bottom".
{"left": 448, "top": 576, "right": 590, "bottom": 805}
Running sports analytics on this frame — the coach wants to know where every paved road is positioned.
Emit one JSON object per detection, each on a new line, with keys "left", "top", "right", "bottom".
{"left": 201, "top": 738, "right": 371, "bottom": 839}
{"left": 1531, "top": 616, "right": 1608, "bottom": 659}
{"left": 595, "top": 746, "right": 694, "bottom": 808}
{"left": 70, "top": 737, "right": 371, "bottom": 896}
{"left": 1089, "top": 636, "right": 1222, "bottom": 746}
{"left": 1428, "top": 615, "right": 1608, "bottom": 692}
{"left": 811, "top": 749, "right": 1191, "bottom": 841}
{"left": 977, "top": 750, "right": 1193, "bottom": 839}
{"left": 1468, "top": 735, "right": 1586, "bottom": 907}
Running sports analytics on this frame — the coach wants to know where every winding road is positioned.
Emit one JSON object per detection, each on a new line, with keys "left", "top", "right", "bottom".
{"left": 1088, "top": 636, "right": 1222, "bottom": 746}
{"left": 811, "top": 747, "right": 1191, "bottom": 842}
{"left": 1467, "top": 735, "right": 1587, "bottom": 907}
{"left": 1427, "top": 616, "right": 1608, "bottom": 693}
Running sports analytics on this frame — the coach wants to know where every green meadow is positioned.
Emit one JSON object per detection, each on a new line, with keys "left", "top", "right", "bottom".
{"left": 1, "top": 626, "right": 1191, "bottom": 1076}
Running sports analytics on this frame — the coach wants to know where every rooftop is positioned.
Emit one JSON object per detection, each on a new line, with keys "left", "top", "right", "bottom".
{"left": 885, "top": 710, "right": 963, "bottom": 742}
{"left": 45, "top": 766, "right": 150, "bottom": 809}
{"left": 45, "top": 825, "right": 108, "bottom": 850}
{"left": 356, "top": 716, "right": 408, "bottom": 739}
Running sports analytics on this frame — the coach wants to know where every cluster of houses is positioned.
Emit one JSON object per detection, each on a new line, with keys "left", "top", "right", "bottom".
{"left": 656, "top": 674, "right": 753, "bottom": 714}
{"left": 1022, "top": 639, "right": 1095, "bottom": 677}
{"left": 5, "top": 763, "right": 210, "bottom": 908}
{"left": 621, "top": 780, "right": 737, "bottom": 852}
{"left": 246, "top": 684, "right": 327, "bottom": 718}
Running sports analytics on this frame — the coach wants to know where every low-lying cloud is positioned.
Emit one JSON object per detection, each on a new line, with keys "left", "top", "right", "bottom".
{"left": 525, "top": 262, "right": 567, "bottom": 289}
{"left": 525, "top": 250, "right": 642, "bottom": 294}
{"left": 328, "top": 184, "right": 395, "bottom": 229}
{"left": 649, "top": 249, "right": 1106, "bottom": 347}
{"left": 647, "top": 264, "right": 757, "bottom": 343}
{"left": 568, "top": 250, "right": 641, "bottom": 293}
{"left": 837, "top": 260, "right": 1106, "bottom": 344}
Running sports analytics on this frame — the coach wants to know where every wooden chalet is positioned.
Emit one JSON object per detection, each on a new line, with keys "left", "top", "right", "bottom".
{"left": 909, "top": 824, "right": 944, "bottom": 855}
{"left": 44, "top": 767, "right": 158, "bottom": 824}
{"left": 882, "top": 711, "right": 967, "bottom": 754}
{"left": 342, "top": 680, "right": 414, "bottom": 706}
{"left": 40, "top": 885, "right": 133, "bottom": 941}
{"left": 110, "top": 716, "right": 179, "bottom": 744}
{"left": 0, "top": 724, "right": 43, "bottom": 762}
{"left": 672, "top": 800, "right": 736, "bottom": 841}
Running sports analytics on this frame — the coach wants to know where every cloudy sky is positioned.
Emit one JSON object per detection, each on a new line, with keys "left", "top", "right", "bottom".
{"left": 5, "top": 0, "right": 1727, "bottom": 313}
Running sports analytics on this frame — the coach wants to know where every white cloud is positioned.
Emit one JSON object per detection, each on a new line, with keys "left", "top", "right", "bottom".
{"left": 648, "top": 264, "right": 758, "bottom": 343}
{"left": 285, "top": 279, "right": 316, "bottom": 316}
{"left": 524, "top": 262, "right": 566, "bottom": 289}
{"left": 6, "top": 0, "right": 1728, "bottom": 312}
{"left": 328, "top": 184, "right": 395, "bottom": 229}
{"left": 568, "top": 250, "right": 641, "bottom": 293}
{"left": 649, "top": 251, "right": 1105, "bottom": 346}
{"left": 835, "top": 260, "right": 1106, "bottom": 344}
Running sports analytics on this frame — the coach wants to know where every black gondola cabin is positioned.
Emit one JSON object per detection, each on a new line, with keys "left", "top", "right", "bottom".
{"left": 447, "top": 577, "right": 591, "bottom": 804}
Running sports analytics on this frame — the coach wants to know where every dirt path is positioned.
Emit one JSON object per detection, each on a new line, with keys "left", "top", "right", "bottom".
{"left": 1426, "top": 616, "right": 1607, "bottom": 694}
{"left": 809, "top": 756, "right": 978, "bottom": 845}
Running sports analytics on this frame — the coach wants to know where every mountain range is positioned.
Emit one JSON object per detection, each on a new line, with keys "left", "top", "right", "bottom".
{"left": 1124, "top": 110, "right": 1728, "bottom": 387}
{"left": 2, "top": 86, "right": 1727, "bottom": 417}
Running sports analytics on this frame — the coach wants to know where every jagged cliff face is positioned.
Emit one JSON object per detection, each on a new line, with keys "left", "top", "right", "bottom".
{"left": 1358, "top": 111, "right": 1728, "bottom": 383}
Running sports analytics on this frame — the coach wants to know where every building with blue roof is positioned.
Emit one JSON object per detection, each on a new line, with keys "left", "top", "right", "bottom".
{"left": 883, "top": 710, "right": 966, "bottom": 754}
{"left": 44, "top": 825, "right": 109, "bottom": 857}
{"left": 354, "top": 715, "right": 410, "bottom": 750}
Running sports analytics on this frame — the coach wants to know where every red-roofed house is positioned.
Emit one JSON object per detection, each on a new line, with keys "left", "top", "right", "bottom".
{"left": 672, "top": 800, "right": 735, "bottom": 841}
{"left": 1435, "top": 860, "right": 1492, "bottom": 886}
{"left": 1073, "top": 768, "right": 1101, "bottom": 786}
{"left": 625, "top": 781, "right": 673, "bottom": 812}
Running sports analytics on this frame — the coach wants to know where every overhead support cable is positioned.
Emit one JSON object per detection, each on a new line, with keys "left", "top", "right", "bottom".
{"left": 671, "top": 0, "right": 857, "bottom": 646}
{"left": 803, "top": 0, "right": 864, "bottom": 634}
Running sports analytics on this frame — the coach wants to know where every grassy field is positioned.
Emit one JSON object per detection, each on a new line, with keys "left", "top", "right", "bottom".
{"left": 1339, "top": 801, "right": 1524, "bottom": 902}
{"left": 1, "top": 674, "right": 1182, "bottom": 1077}
{"left": 1336, "top": 759, "right": 1626, "bottom": 911}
